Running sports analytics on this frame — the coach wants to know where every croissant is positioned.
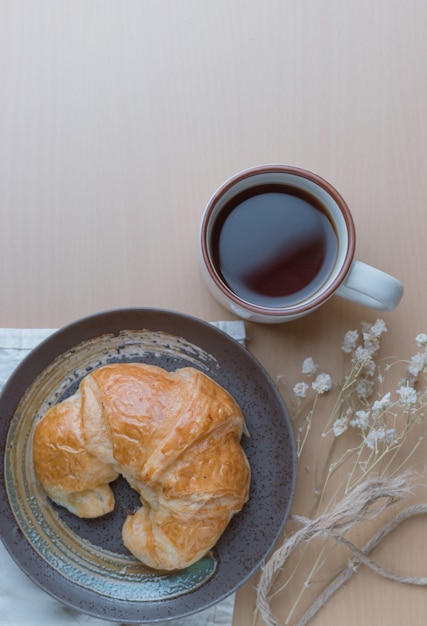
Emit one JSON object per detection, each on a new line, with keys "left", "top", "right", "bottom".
{"left": 32, "top": 363, "right": 251, "bottom": 570}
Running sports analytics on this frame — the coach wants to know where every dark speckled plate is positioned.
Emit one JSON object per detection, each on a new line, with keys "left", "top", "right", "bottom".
{"left": 0, "top": 308, "right": 296, "bottom": 623}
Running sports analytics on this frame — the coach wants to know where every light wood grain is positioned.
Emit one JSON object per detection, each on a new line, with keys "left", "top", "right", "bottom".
{"left": 1, "top": 1, "right": 427, "bottom": 624}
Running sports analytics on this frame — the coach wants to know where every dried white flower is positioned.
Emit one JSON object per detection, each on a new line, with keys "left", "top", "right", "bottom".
{"left": 358, "top": 319, "right": 386, "bottom": 359}
{"left": 352, "top": 345, "right": 377, "bottom": 377}
{"left": 353, "top": 345, "right": 374, "bottom": 364}
{"left": 365, "top": 427, "right": 396, "bottom": 451}
{"left": 356, "top": 378, "right": 374, "bottom": 399}
{"left": 342, "top": 329, "right": 359, "bottom": 353}
{"left": 350, "top": 410, "right": 370, "bottom": 430}
{"left": 407, "top": 352, "right": 427, "bottom": 377}
{"left": 363, "top": 358, "right": 377, "bottom": 377}
{"left": 333, "top": 418, "right": 348, "bottom": 437}
{"left": 312, "top": 372, "right": 332, "bottom": 394}
{"left": 293, "top": 381, "right": 309, "bottom": 399}
{"left": 372, "top": 392, "right": 392, "bottom": 413}
{"left": 370, "top": 319, "right": 388, "bottom": 337}
{"left": 416, "top": 333, "right": 427, "bottom": 347}
{"left": 302, "top": 357, "right": 318, "bottom": 376}
{"left": 396, "top": 385, "right": 417, "bottom": 406}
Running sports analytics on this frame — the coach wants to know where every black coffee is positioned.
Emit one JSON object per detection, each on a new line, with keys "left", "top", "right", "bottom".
{"left": 211, "top": 184, "right": 338, "bottom": 308}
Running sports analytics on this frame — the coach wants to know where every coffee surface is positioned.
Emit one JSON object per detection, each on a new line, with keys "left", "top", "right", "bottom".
{"left": 211, "top": 185, "right": 338, "bottom": 307}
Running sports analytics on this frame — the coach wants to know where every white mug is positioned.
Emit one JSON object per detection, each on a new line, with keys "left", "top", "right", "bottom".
{"left": 199, "top": 165, "right": 403, "bottom": 323}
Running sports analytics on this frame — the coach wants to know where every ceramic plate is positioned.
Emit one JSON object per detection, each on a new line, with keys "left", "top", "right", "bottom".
{"left": 0, "top": 308, "right": 296, "bottom": 623}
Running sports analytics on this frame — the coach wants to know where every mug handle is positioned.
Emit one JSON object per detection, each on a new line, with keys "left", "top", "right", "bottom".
{"left": 335, "top": 260, "right": 404, "bottom": 311}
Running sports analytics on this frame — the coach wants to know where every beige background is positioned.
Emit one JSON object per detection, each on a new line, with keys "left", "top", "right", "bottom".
{"left": 1, "top": 1, "right": 427, "bottom": 624}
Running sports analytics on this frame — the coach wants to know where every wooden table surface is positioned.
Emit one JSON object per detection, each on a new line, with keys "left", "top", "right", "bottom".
{"left": 1, "top": 2, "right": 427, "bottom": 624}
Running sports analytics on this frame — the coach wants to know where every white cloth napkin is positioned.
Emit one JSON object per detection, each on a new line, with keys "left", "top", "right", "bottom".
{"left": 0, "top": 323, "right": 246, "bottom": 626}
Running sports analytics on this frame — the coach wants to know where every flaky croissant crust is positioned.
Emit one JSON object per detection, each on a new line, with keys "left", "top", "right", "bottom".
{"left": 32, "top": 363, "right": 250, "bottom": 570}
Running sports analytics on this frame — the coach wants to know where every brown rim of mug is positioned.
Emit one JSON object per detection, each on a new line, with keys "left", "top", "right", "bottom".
{"left": 200, "top": 164, "right": 356, "bottom": 317}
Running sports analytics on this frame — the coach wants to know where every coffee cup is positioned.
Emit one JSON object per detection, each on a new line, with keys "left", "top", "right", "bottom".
{"left": 199, "top": 165, "right": 403, "bottom": 323}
